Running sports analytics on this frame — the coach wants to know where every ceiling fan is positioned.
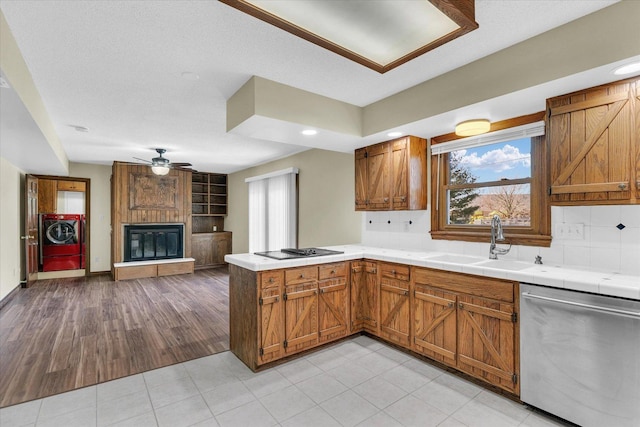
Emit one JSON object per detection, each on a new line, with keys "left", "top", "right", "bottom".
{"left": 133, "top": 148, "right": 194, "bottom": 175}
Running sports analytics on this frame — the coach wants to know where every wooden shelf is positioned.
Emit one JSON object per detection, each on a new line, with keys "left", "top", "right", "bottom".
{"left": 192, "top": 172, "right": 228, "bottom": 233}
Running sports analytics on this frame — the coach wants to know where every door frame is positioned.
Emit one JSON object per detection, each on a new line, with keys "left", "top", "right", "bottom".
{"left": 30, "top": 174, "right": 91, "bottom": 276}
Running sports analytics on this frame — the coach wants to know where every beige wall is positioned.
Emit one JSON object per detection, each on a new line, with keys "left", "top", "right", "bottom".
{"left": 0, "top": 157, "right": 24, "bottom": 301}
{"left": 68, "top": 162, "right": 112, "bottom": 272}
{"left": 227, "top": 149, "right": 361, "bottom": 254}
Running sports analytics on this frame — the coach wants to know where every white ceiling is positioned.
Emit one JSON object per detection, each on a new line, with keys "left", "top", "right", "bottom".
{"left": 0, "top": 0, "right": 629, "bottom": 174}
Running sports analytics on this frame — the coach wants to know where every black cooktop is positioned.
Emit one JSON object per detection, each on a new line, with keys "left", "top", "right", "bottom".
{"left": 254, "top": 247, "right": 343, "bottom": 260}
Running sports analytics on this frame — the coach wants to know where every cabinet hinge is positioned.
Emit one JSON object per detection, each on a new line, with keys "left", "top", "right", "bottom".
{"left": 259, "top": 297, "right": 263, "bottom": 305}
{"left": 283, "top": 340, "right": 288, "bottom": 348}
{"left": 512, "top": 373, "right": 518, "bottom": 384}
{"left": 364, "top": 151, "right": 368, "bottom": 158}
{"left": 283, "top": 293, "right": 288, "bottom": 301}
{"left": 548, "top": 186, "right": 552, "bottom": 196}
{"left": 259, "top": 348, "right": 264, "bottom": 356}
{"left": 511, "top": 312, "right": 518, "bottom": 323}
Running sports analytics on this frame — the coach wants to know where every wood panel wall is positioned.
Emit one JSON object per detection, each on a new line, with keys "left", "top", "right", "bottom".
{"left": 111, "top": 162, "right": 192, "bottom": 271}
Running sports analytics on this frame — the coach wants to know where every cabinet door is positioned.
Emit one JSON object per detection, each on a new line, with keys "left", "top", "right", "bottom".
{"left": 355, "top": 148, "right": 368, "bottom": 210}
{"left": 457, "top": 294, "right": 518, "bottom": 393}
{"left": 548, "top": 77, "right": 636, "bottom": 203}
{"left": 413, "top": 284, "right": 457, "bottom": 366}
{"left": 366, "top": 143, "right": 391, "bottom": 210}
{"left": 191, "top": 234, "right": 214, "bottom": 268}
{"left": 318, "top": 278, "right": 348, "bottom": 343}
{"left": 284, "top": 282, "right": 318, "bottom": 354}
{"left": 379, "top": 280, "right": 410, "bottom": 347}
{"left": 350, "top": 261, "right": 378, "bottom": 333}
{"left": 212, "top": 233, "right": 232, "bottom": 265}
{"left": 38, "top": 179, "right": 57, "bottom": 213}
{"left": 258, "top": 286, "right": 283, "bottom": 364}
{"left": 390, "top": 139, "right": 409, "bottom": 210}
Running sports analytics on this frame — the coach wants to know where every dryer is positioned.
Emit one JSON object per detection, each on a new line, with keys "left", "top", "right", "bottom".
{"left": 40, "top": 214, "right": 82, "bottom": 271}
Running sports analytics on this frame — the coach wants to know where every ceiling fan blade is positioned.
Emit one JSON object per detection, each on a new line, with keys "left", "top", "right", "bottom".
{"left": 171, "top": 162, "right": 192, "bottom": 167}
{"left": 133, "top": 157, "right": 152, "bottom": 164}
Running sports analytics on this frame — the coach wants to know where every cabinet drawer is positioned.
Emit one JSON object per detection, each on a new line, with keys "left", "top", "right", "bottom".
{"left": 260, "top": 271, "right": 283, "bottom": 289}
{"left": 319, "top": 262, "right": 346, "bottom": 280}
{"left": 57, "top": 180, "right": 86, "bottom": 192}
{"left": 285, "top": 266, "right": 318, "bottom": 285}
{"left": 412, "top": 267, "right": 515, "bottom": 303}
{"left": 380, "top": 263, "right": 409, "bottom": 281}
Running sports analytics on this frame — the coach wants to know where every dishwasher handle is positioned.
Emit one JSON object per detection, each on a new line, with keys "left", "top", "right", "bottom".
{"left": 522, "top": 292, "right": 640, "bottom": 319}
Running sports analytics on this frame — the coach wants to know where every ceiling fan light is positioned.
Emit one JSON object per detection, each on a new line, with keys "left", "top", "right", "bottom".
{"left": 455, "top": 119, "right": 491, "bottom": 137}
{"left": 151, "top": 165, "right": 170, "bottom": 175}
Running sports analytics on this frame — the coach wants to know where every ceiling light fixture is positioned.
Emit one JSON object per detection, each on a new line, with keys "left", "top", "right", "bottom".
{"left": 455, "top": 119, "right": 491, "bottom": 137}
{"left": 301, "top": 129, "right": 317, "bottom": 136}
{"left": 387, "top": 131, "right": 403, "bottom": 137}
{"left": 613, "top": 62, "right": 640, "bottom": 76}
{"left": 151, "top": 165, "right": 170, "bottom": 176}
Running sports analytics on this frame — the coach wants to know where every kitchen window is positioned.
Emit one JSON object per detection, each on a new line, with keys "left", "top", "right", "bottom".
{"left": 430, "top": 113, "right": 551, "bottom": 247}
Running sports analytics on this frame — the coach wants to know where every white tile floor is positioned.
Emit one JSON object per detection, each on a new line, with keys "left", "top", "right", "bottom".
{"left": 0, "top": 336, "right": 572, "bottom": 427}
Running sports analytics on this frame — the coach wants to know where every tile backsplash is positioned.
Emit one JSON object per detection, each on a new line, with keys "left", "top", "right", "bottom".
{"left": 361, "top": 205, "right": 640, "bottom": 275}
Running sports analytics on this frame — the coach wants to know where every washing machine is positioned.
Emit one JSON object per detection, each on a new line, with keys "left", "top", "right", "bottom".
{"left": 40, "top": 214, "right": 82, "bottom": 271}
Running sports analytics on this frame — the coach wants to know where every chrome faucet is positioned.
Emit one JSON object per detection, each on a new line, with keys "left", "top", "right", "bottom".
{"left": 489, "top": 215, "right": 511, "bottom": 259}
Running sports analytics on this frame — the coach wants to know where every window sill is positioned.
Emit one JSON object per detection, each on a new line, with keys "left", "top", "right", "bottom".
{"left": 430, "top": 230, "right": 552, "bottom": 247}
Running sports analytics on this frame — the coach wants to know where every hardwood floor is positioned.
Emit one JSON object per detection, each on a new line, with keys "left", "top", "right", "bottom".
{"left": 0, "top": 268, "right": 230, "bottom": 408}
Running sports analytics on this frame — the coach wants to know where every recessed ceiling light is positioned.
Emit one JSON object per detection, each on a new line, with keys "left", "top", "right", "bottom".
{"left": 387, "top": 131, "right": 403, "bottom": 137}
{"left": 181, "top": 72, "right": 200, "bottom": 80}
{"left": 613, "top": 62, "right": 640, "bottom": 76}
{"left": 69, "top": 124, "right": 89, "bottom": 133}
{"left": 301, "top": 129, "right": 317, "bottom": 136}
{"left": 455, "top": 119, "right": 491, "bottom": 137}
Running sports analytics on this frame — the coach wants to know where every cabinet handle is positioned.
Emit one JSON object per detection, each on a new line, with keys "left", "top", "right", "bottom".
{"left": 459, "top": 303, "right": 464, "bottom": 309}
{"left": 448, "top": 302, "right": 454, "bottom": 308}
{"left": 618, "top": 183, "right": 627, "bottom": 190}
{"left": 269, "top": 277, "right": 274, "bottom": 283}
{"left": 401, "top": 197, "right": 406, "bottom": 202}
{"left": 384, "top": 198, "right": 389, "bottom": 202}
{"left": 299, "top": 274, "right": 305, "bottom": 279}
{"left": 320, "top": 289, "right": 324, "bottom": 294}
{"left": 275, "top": 296, "right": 279, "bottom": 302}
{"left": 403, "top": 290, "right": 409, "bottom": 296}
{"left": 331, "top": 270, "right": 336, "bottom": 274}
{"left": 391, "top": 270, "right": 396, "bottom": 275}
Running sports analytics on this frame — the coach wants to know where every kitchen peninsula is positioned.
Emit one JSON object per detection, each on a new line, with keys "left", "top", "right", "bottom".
{"left": 226, "top": 245, "right": 640, "bottom": 398}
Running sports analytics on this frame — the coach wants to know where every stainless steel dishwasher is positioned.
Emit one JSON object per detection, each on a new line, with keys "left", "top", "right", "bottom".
{"left": 520, "top": 283, "right": 640, "bottom": 427}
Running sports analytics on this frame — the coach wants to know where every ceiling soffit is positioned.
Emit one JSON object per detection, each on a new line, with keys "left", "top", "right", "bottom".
{"left": 218, "top": 0, "right": 478, "bottom": 73}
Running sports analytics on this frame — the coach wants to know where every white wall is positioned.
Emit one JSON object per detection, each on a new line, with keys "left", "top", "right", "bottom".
{"left": 227, "top": 149, "right": 362, "bottom": 254}
{"left": 0, "top": 156, "right": 24, "bottom": 301}
{"left": 361, "top": 205, "right": 640, "bottom": 276}
{"left": 68, "top": 162, "right": 112, "bottom": 272}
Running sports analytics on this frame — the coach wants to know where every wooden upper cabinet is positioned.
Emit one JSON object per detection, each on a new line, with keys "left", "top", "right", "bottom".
{"left": 548, "top": 76, "right": 639, "bottom": 205}
{"left": 57, "top": 180, "right": 86, "bottom": 192}
{"left": 355, "top": 136, "right": 427, "bottom": 211}
{"left": 38, "top": 179, "right": 57, "bottom": 213}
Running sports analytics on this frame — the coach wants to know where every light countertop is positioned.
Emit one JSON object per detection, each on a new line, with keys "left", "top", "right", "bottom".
{"left": 225, "top": 245, "right": 640, "bottom": 300}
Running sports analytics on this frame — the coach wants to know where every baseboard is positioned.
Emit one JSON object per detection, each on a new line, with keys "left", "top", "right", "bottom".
{"left": 0, "top": 284, "right": 22, "bottom": 310}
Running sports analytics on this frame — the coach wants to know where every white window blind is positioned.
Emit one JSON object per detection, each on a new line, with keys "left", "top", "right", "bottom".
{"left": 431, "top": 121, "right": 545, "bottom": 155}
{"left": 246, "top": 168, "right": 298, "bottom": 253}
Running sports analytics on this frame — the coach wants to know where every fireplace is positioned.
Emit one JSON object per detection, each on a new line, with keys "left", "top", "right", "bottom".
{"left": 124, "top": 224, "right": 184, "bottom": 262}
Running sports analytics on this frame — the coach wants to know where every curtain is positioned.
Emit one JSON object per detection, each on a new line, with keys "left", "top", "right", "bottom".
{"left": 247, "top": 168, "right": 298, "bottom": 252}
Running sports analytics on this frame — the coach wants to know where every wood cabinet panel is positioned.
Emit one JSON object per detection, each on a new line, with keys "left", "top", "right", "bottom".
{"left": 318, "top": 278, "right": 349, "bottom": 343}
{"left": 157, "top": 261, "right": 194, "bottom": 276}
{"left": 412, "top": 268, "right": 514, "bottom": 303}
{"left": 261, "top": 270, "right": 283, "bottom": 289}
{"left": 57, "top": 180, "right": 86, "bottom": 191}
{"left": 319, "top": 262, "right": 347, "bottom": 280}
{"left": 285, "top": 266, "right": 318, "bottom": 286}
{"left": 457, "top": 294, "right": 518, "bottom": 394}
{"left": 413, "top": 284, "right": 457, "bottom": 365}
{"left": 379, "top": 281, "right": 410, "bottom": 347}
{"left": 191, "top": 232, "right": 232, "bottom": 269}
{"left": 38, "top": 179, "right": 57, "bottom": 213}
{"left": 350, "top": 261, "right": 379, "bottom": 333}
{"left": 258, "top": 285, "right": 283, "bottom": 364}
{"left": 354, "top": 136, "right": 427, "bottom": 211}
{"left": 548, "top": 76, "right": 639, "bottom": 204}
{"left": 284, "top": 282, "right": 318, "bottom": 354}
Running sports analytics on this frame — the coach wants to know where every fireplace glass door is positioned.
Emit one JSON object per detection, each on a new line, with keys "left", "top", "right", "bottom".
{"left": 125, "top": 225, "right": 183, "bottom": 262}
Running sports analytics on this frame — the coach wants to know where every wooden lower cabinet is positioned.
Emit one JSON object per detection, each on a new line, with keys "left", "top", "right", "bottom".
{"left": 379, "top": 262, "right": 410, "bottom": 347}
{"left": 411, "top": 267, "right": 519, "bottom": 394}
{"left": 191, "top": 232, "right": 232, "bottom": 269}
{"left": 350, "top": 260, "right": 379, "bottom": 333}
{"left": 230, "top": 260, "right": 520, "bottom": 396}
